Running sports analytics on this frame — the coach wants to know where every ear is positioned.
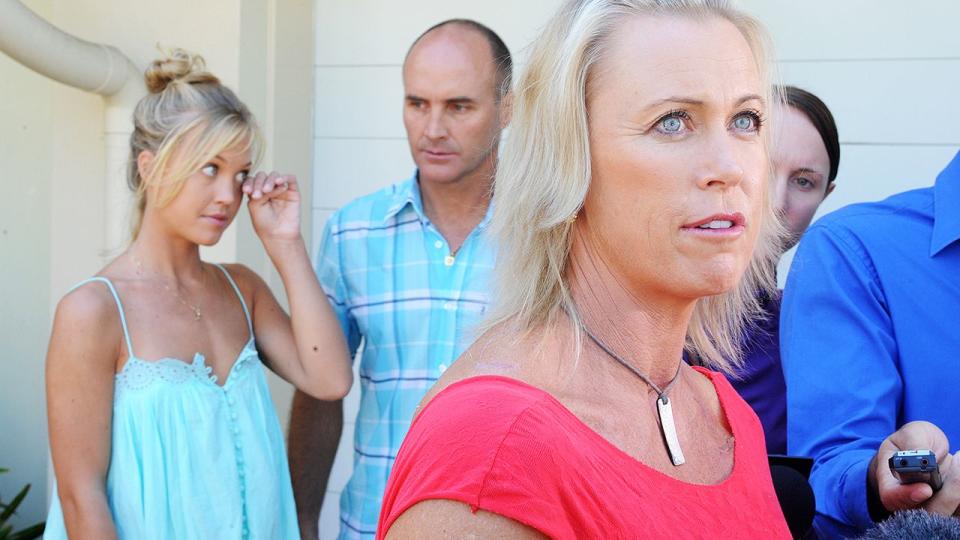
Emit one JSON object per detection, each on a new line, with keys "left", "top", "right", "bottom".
{"left": 137, "top": 150, "right": 156, "bottom": 182}
{"left": 824, "top": 181, "right": 836, "bottom": 199}
{"left": 498, "top": 90, "right": 514, "bottom": 129}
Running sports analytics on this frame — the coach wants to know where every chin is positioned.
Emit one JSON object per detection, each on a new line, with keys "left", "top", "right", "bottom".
{"left": 687, "top": 261, "right": 746, "bottom": 297}
{"left": 416, "top": 162, "right": 464, "bottom": 184}
{"left": 191, "top": 232, "right": 224, "bottom": 247}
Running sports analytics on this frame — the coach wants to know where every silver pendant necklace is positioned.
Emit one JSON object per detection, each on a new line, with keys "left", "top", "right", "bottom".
{"left": 580, "top": 323, "right": 686, "bottom": 466}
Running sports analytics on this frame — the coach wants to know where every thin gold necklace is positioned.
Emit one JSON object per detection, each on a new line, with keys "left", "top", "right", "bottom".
{"left": 130, "top": 253, "right": 204, "bottom": 321}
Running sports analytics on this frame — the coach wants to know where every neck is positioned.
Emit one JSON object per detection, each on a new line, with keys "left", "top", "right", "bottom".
{"left": 566, "top": 220, "right": 695, "bottom": 388}
{"left": 128, "top": 215, "right": 203, "bottom": 281}
{"left": 419, "top": 155, "right": 495, "bottom": 234}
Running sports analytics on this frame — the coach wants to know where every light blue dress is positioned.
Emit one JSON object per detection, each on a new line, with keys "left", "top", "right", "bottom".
{"left": 44, "top": 265, "right": 299, "bottom": 539}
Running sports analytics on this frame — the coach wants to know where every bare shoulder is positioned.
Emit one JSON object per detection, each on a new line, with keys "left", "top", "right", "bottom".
{"left": 415, "top": 322, "right": 570, "bottom": 419}
{"left": 54, "top": 281, "right": 120, "bottom": 335}
{"left": 49, "top": 280, "right": 122, "bottom": 369}
{"left": 386, "top": 499, "right": 547, "bottom": 540}
{"left": 217, "top": 262, "right": 267, "bottom": 292}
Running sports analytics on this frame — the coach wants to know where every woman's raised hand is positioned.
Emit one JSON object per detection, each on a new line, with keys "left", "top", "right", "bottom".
{"left": 243, "top": 171, "right": 302, "bottom": 243}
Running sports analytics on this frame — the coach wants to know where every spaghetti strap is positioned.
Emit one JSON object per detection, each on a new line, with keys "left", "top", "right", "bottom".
{"left": 212, "top": 264, "right": 254, "bottom": 339}
{"left": 69, "top": 277, "right": 135, "bottom": 358}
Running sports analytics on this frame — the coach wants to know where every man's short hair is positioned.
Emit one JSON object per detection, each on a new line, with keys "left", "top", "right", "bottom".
{"left": 407, "top": 19, "right": 513, "bottom": 102}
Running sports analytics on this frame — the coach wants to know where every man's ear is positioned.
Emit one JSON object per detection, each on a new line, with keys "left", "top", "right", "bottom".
{"left": 499, "top": 91, "right": 514, "bottom": 129}
{"left": 824, "top": 181, "right": 836, "bottom": 199}
{"left": 137, "top": 150, "right": 155, "bottom": 182}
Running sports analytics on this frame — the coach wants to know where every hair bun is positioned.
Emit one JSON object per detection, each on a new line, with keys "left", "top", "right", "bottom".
{"left": 144, "top": 48, "right": 220, "bottom": 94}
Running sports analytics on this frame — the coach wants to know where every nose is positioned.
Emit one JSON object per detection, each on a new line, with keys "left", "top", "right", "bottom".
{"left": 424, "top": 108, "right": 447, "bottom": 140}
{"left": 215, "top": 176, "right": 238, "bottom": 206}
{"left": 696, "top": 132, "right": 746, "bottom": 191}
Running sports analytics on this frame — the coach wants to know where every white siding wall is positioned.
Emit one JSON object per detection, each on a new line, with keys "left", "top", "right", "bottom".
{"left": 312, "top": 1, "right": 960, "bottom": 537}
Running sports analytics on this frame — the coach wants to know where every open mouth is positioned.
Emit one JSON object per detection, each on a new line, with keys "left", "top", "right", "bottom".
{"left": 696, "top": 219, "right": 735, "bottom": 230}
{"left": 681, "top": 213, "right": 745, "bottom": 234}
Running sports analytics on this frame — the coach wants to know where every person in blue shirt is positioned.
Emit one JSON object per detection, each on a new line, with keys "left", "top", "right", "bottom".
{"left": 781, "top": 149, "right": 960, "bottom": 539}
{"left": 286, "top": 20, "right": 512, "bottom": 540}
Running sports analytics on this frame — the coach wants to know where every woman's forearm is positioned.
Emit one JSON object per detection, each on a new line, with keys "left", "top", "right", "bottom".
{"left": 59, "top": 486, "right": 119, "bottom": 540}
{"left": 264, "top": 236, "right": 352, "bottom": 399}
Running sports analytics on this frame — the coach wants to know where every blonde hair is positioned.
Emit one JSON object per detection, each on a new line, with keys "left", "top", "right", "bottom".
{"left": 128, "top": 48, "right": 262, "bottom": 239}
{"left": 486, "top": 0, "right": 784, "bottom": 373}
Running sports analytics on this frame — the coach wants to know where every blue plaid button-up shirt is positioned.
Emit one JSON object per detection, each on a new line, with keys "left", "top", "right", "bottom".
{"left": 316, "top": 173, "right": 495, "bottom": 539}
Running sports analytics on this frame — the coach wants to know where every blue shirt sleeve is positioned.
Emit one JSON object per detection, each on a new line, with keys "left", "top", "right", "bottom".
{"left": 781, "top": 222, "right": 902, "bottom": 534}
{"left": 315, "top": 212, "right": 362, "bottom": 358}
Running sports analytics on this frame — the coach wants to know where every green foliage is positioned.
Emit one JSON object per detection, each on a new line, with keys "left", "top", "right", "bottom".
{"left": 0, "top": 468, "right": 44, "bottom": 540}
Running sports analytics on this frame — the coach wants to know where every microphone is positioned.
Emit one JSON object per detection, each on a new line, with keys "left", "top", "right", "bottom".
{"left": 770, "top": 464, "right": 816, "bottom": 539}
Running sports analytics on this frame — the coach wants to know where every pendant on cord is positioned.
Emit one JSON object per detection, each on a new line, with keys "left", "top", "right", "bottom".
{"left": 656, "top": 394, "right": 685, "bottom": 466}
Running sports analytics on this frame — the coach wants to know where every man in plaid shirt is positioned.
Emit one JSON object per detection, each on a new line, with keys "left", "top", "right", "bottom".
{"left": 288, "top": 19, "right": 513, "bottom": 540}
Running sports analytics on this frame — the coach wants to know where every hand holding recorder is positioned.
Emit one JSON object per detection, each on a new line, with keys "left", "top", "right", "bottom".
{"left": 869, "top": 421, "right": 960, "bottom": 517}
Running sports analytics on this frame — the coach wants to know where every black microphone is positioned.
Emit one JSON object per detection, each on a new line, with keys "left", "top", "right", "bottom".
{"left": 770, "top": 464, "right": 816, "bottom": 539}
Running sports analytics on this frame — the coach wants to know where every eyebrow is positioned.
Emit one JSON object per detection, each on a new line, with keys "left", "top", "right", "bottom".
{"left": 405, "top": 94, "right": 477, "bottom": 104}
{"left": 644, "top": 93, "right": 765, "bottom": 110}
{"left": 792, "top": 168, "right": 824, "bottom": 177}
{"left": 212, "top": 155, "right": 253, "bottom": 168}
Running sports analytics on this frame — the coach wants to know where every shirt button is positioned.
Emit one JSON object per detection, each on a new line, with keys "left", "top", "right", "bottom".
{"left": 444, "top": 255, "right": 455, "bottom": 266}
{"left": 438, "top": 364, "right": 448, "bottom": 374}
{"left": 434, "top": 240, "right": 443, "bottom": 249}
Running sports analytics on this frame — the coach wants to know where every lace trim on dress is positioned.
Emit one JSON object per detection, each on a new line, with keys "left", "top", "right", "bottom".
{"left": 115, "top": 341, "right": 259, "bottom": 393}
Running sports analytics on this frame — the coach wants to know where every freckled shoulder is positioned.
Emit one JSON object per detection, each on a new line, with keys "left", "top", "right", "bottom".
{"left": 49, "top": 281, "right": 124, "bottom": 370}
{"left": 414, "top": 322, "right": 569, "bottom": 420}
{"left": 216, "top": 262, "right": 266, "bottom": 300}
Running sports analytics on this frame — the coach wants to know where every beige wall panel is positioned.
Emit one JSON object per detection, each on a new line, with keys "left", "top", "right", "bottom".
{"left": 49, "top": 0, "right": 242, "bottom": 87}
{"left": 315, "top": 0, "right": 563, "bottom": 66}
{"left": 741, "top": 0, "right": 960, "bottom": 61}
{"left": 315, "top": 66, "right": 404, "bottom": 138}
{"left": 312, "top": 138, "right": 414, "bottom": 209}
{"left": 0, "top": 0, "right": 54, "bottom": 524}
{"left": 778, "top": 59, "right": 960, "bottom": 145}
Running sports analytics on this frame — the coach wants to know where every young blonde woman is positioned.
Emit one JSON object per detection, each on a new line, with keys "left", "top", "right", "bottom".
{"left": 43, "top": 49, "right": 352, "bottom": 539}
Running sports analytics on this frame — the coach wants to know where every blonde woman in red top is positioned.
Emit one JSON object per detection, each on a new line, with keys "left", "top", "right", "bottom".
{"left": 379, "top": 0, "right": 791, "bottom": 538}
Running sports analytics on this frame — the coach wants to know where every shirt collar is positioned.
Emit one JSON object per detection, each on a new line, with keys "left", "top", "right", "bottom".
{"left": 382, "top": 169, "right": 496, "bottom": 230}
{"left": 930, "top": 150, "right": 960, "bottom": 256}
{"left": 383, "top": 170, "right": 426, "bottom": 223}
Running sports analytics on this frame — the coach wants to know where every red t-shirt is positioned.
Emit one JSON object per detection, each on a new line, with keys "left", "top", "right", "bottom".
{"left": 378, "top": 369, "right": 790, "bottom": 539}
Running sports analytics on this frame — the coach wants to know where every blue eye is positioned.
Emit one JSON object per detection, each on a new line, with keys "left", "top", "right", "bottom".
{"left": 794, "top": 176, "right": 814, "bottom": 190}
{"left": 201, "top": 164, "right": 218, "bottom": 177}
{"left": 660, "top": 115, "right": 684, "bottom": 133}
{"left": 732, "top": 110, "right": 763, "bottom": 132}
{"left": 235, "top": 171, "right": 249, "bottom": 183}
{"left": 734, "top": 116, "right": 754, "bottom": 130}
